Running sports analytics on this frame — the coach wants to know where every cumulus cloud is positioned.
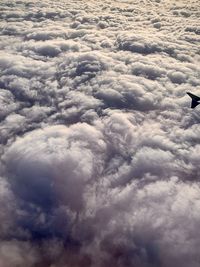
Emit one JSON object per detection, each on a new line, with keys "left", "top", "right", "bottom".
{"left": 0, "top": 0, "right": 200, "bottom": 266}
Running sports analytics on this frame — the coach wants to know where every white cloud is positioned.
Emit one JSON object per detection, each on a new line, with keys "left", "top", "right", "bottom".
{"left": 0, "top": 0, "right": 200, "bottom": 266}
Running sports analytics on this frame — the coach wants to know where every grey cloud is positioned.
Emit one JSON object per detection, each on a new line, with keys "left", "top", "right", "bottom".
{"left": 0, "top": 241, "right": 38, "bottom": 267}
{"left": 57, "top": 52, "right": 108, "bottom": 88}
{"left": 21, "top": 40, "right": 81, "bottom": 58}
{"left": 4, "top": 124, "right": 106, "bottom": 211}
{"left": 0, "top": 90, "right": 19, "bottom": 121}
{"left": 131, "top": 62, "right": 166, "bottom": 80}
{"left": 0, "top": 0, "right": 200, "bottom": 266}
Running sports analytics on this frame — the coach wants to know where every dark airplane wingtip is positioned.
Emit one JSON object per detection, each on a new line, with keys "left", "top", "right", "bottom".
{"left": 191, "top": 100, "right": 200, "bottom": 109}
{"left": 187, "top": 92, "right": 200, "bottom": 108}
{"left": 187, "top": 92, "right": 200, "bottom": 100}
{"left": 187, "top": 92, "right": 193, "bottom": 98}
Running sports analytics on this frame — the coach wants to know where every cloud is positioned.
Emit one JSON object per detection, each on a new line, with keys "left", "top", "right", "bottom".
{"left": 0, "top": 0, "right": 200, "bottom": 266}
{"left": 4, "top": 124, "right": 106, "bottom": 210}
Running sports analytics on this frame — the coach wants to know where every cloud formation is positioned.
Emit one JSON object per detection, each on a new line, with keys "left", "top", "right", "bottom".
{"left": 0, "top": 0, "right": 200, "bottom": 266}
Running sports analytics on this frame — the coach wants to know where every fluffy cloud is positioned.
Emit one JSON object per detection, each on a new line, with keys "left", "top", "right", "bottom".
{"left": 0, "top": 0, "right": 200, "bottom": 266}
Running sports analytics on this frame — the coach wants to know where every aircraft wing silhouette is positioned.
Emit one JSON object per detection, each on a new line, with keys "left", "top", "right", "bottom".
{"left": 191, "top": 100, "right": 200, "bottom": 109}
{"left": 187, "top": 92, "right": 200, "bottom": 101}
{"left": 187, "top": 92, "right": 200, "bottom": 109}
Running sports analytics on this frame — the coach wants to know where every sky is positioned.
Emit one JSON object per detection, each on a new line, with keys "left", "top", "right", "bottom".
{"left": 0, "top": 0, "right": 200, "bottom": 266}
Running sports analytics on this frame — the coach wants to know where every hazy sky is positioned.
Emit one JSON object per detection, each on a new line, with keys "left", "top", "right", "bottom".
{"left": 0, "top": 0, "right": 200, "bottom": 266}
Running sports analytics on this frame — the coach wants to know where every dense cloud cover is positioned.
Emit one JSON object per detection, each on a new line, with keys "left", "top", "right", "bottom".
{"left": 0, "top": 0, "right": 200, "bottom": 266}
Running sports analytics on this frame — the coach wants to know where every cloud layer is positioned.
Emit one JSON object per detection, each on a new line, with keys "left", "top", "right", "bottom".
{"left": 0, "top": 0, "right": 200, "bottom": 266}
